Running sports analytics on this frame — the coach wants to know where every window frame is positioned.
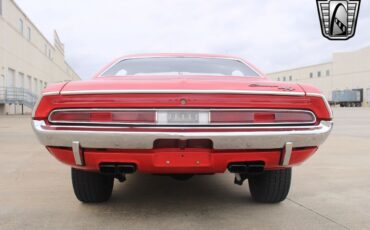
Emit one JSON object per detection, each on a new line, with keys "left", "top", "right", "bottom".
{"left": 27, "top": 26, "right": 31, "bottom": 41}
{"left": 19, "top": 18, "right": 24, "bottom": 35}
{"left": 100, "top": 56, "right": 262, "bottom": 78}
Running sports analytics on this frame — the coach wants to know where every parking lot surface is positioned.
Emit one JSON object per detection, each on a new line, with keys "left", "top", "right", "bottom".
{"left": 0, "top": 108, "right": 370, "bottom": 230}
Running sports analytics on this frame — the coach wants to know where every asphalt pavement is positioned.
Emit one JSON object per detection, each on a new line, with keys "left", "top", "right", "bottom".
{"left": 0, "top": 108, "right": 369, "bottom": 230}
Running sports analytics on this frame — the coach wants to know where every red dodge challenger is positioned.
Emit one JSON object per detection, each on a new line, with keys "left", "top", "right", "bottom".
{"left": 32, "top": 54, "right": 333, "bottom": 203}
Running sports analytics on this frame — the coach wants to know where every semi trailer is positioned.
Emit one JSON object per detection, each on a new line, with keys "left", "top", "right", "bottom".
{"left": 332, "top": 89, "right": 363, "bottom": 107}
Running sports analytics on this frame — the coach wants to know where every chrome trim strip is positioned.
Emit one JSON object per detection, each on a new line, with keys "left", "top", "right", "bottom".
{"left": 32, "top": 120, "right": 333, "bottom": 150}
{"left": 281, "top": 142, "right": 293, "bottom": 166}
{"left": 42, "top": 91, "right": 60, "bottom": 96}
{"left": 60, "top": 89, "right": 306, "bottom": 96}
{"left": 72, "top": 141, "right": 84, "bottom": 166}
{"left": 306, "top": 93, "right": 333, "bottom": 119}
{"left": 48, "top": 108, "right": 317, "bottom": 126}
{"left": 37, "top": 123, "right": 325, "bottom": 130}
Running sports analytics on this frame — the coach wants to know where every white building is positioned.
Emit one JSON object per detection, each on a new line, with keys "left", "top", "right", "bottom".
{"left": 0, "top": 0, "right": 80, "bottom": 115}
{"left": 268, "top": 46, "right": 370, "bottom": 107}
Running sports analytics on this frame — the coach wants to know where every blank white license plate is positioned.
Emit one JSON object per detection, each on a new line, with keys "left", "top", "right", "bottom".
{"left": 157, "top": 111, "right": 209, "bottom": 125}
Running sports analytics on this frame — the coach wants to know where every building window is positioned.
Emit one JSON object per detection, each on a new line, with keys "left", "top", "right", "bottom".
{"left": 7, "top": 68, "right": 16, "bottom": 88}
{"left": 289, "top": 76, "right": 292, "bottom": 81}
{"left": 326, "top": 70, "right": 330, "bottom": 76}
{"left": 310, "top": 73, "right": 313, "bottom": 78}
{"left": 27, "top": 27, "right": 31, "bottom": 41}
{"left": 26, "top": 76, "right": 32, "bottom": 90}
{"left": 18, "top": 72, "right": 25, "bottom": 89}
{"left": 44, "top": 44, "right": 47, "bottom": 54}
{"left": 33, "top": 78, "right": 38, "bottom": 93}
{"left": 317, "top": 71, "right": 321, "bottom": 77}
{"left": 0, "top": 74, "right": 4, "bottom": 87}
{"left": 19, "top": 19, "right": 24, "bottom": 35}
{"left": 0, "top": 0, "right": 3, "bottom": 16}
{"left": 283, "top": 76, "right": 286, "bottom": 81}
{"left": 277, "top": 77, "right": 280, "bottom": 81}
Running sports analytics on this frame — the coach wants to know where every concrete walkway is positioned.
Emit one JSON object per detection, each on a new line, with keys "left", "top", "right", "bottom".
{"left": 0, "top": 108, "right": 369, "bottom": 229}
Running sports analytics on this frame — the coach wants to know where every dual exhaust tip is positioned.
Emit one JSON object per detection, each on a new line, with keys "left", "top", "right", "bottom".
{"left": 100, "top": 162, "right": 264, "bottom": 175}
{"left": 100, "top": 163, "right": 137, "bottom": 175}
{"left": 227, "top": 162, "right": 265, "bottom": 174}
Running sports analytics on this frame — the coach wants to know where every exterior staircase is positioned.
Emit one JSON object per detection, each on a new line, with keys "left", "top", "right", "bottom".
{"left": 0, "top": 87, "right": 39, "bottom": 110}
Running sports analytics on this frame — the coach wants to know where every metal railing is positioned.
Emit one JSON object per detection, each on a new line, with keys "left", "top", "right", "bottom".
{"left": 0, "top": 87, "right": 39, "bottom": 109}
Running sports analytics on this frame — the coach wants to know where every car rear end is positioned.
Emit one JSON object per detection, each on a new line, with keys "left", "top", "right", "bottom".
{"left": 32, "top": 86, "right": 332, "bottom": 177}
{"left": 31, "top": 56, "right": 333, "bottom": 203}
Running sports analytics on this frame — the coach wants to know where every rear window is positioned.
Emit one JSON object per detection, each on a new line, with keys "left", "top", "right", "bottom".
{"left": 101, "top": 57, "right": 260, "bottom": 77}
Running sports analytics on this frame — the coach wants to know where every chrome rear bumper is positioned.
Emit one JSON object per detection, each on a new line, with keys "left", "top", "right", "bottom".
{"left": 32, "top": 120, "right": 333, "bottom": 150}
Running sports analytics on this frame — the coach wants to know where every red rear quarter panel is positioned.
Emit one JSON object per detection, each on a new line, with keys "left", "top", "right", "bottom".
{"left": 42, "top": 82, "right": 68, "bottom": 95}
{"left": 299, "top": 83, "right": 324, "bottom": 94}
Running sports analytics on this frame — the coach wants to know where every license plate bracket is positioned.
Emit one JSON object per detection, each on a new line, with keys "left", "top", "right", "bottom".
{"left": 153, "top": 152, "right": 211, "bottom": 168}
{"left": 157, "top": 110, "right": 209, "bottom": 125}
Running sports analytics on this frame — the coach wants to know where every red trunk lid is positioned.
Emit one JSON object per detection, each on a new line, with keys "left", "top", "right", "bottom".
{"left": 35, "top": 76, "right": 332, "bottom": 120}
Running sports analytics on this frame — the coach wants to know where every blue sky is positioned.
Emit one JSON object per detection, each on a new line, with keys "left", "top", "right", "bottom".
{"left": 16, "top": 0, "right": 370, "bottom": 79}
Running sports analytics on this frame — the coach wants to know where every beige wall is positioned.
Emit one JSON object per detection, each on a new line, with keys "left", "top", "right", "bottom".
{"left": 0, "top": 0, "right": 80, "bottom": 114}
{"left": 269, "top": 46, "right": 370, "bottom": 106}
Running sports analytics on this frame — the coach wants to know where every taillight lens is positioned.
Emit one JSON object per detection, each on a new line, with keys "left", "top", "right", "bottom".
{"left": 49, "top": 110, "right": 156, "bottom": 124}
{"left": 210, "top": 110, "right": 315, "bottom": 124}
{"left": 49, "top": 109, "right": 316, "bottom": 125}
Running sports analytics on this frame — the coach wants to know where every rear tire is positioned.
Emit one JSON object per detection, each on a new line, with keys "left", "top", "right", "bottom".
{"left": 248, "top": 168, "right": 291, "bottom": 203}
{"left": 71, "top": 168, "right": 114, "bottom": 203}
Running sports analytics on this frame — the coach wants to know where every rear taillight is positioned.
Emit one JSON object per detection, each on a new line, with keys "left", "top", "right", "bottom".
{"left": 33, "top": 94, "right": 332, "bottom": 122}
{"left": 49, "top": 110, "right": 156, "bottom": 124}
{"left": 48, "top": 109, "right": 316, "bottom": 126}
{"left": 211, "top": 110, "right": 315, "bottom": 124}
